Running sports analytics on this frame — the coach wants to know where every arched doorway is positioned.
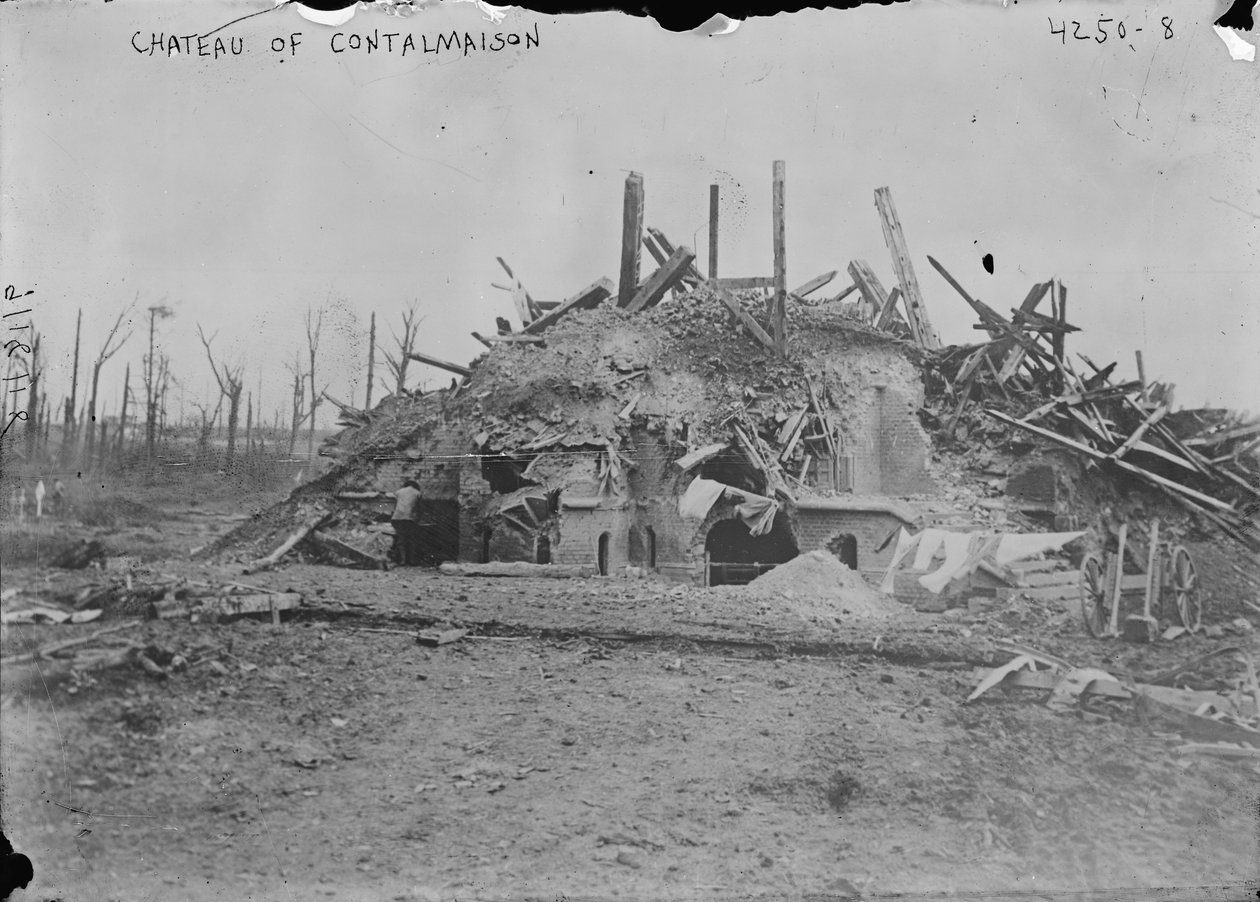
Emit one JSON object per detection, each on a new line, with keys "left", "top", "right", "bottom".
{"left": 645, "top": 526, "right": 657, "bottom": 569}
{"left": 705, "top": 515, "right": 798, "bottom": 586}
{"left": 536, "top": 534, "right": 552, "bottom": 565}
{"left": 481, "top": 527, "right": 493, "bottom": 563}
{"left": 597, "top": 532, "right": 610, "bottom": 576}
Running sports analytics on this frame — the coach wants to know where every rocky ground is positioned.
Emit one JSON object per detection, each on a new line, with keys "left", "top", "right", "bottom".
{"left": 2, "top": 491, "right": 1258, "bottom": 902}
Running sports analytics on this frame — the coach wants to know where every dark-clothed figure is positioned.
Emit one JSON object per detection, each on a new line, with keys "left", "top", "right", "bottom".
{"left": 391, "top": 480, "right": 424, "bottom": 566}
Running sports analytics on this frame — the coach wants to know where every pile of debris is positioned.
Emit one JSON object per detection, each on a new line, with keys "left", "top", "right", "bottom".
{"left": 969, "top": 644, "right": 1260, "bottom": 760}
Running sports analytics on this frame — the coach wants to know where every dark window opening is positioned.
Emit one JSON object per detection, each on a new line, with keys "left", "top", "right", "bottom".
{"left": 646, "top": 526, "right": 657, "bottom": 569}
{"left": 827, "top": 533, "right": 859, "bottom": 570}
{"left": 479, "top": 446, "right": 540, "bottom": 494}
{"left": 393, "top": 499, "right": 460, "bottom": 566}
{"left": 536, "top": 534, "right": 552, "bottom": 565}
{"left": 481, "top": 527, "right": 493, "bottom": 564}
{"left": 705, "top": 514, "right": 798, "bottom": 586}
{"left": 597, "top": 532, "right": 610, "bottom": 576}
{"left": 699, "top": 450, "right": 764, "bottom": 495}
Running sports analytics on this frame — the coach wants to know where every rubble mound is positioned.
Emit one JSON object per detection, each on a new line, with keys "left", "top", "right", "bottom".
{"left": 735, "top": 550, "right": 907, "bottom": 622}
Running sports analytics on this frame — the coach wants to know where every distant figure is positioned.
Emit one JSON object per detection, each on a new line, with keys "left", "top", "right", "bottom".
{"left": 16, "top": 487, "right": 26, "bottom": 522}
{"left": 52, "top": 479, "right": 65, "bottom": 517}
{"left": 391, "top": 479, "right": 424, "bottom": 566}
{"left": 34, "top": 480, "right": 45, "bottom": 518}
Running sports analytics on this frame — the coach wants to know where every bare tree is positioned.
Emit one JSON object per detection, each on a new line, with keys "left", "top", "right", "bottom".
{"left": 144, "top": 303, "right": 174, "bottom": 461}
{"left": 62, "top": 309, "right": 82, "bottom": 462}
{"left": 305, "top": 307, "right": 323, "bottom": 461}
{"left": 382, "top": 304, "right": 423, "bottom": 397}
{"left": 285, "top": 354, "right": 310, "bottom": 457}
{"left": 365, "top": 311, "right": 376, "bottom": 409}
{"left": 197, "top": 325, "right": 245, "bottom": 466}
{"left": 85, "top": 304, "right": 135, "bottom": 465}
{"left": 23, "top": 331, "right": 41, "bottom": 461}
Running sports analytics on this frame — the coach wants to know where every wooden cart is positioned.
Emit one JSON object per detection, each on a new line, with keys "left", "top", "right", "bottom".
{"left": 1079, "top": 518, "right": 1201, "bottom": 641}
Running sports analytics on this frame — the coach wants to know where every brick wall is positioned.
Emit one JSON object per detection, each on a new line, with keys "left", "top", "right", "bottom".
{"left": 554, "top": 507, "right": 631, "bottom": 572}
{"left": 876, "top": 386, "right": 937, "bottom": 495}
{"left": 795, "top": 508, "right": 908, "bottom": 570}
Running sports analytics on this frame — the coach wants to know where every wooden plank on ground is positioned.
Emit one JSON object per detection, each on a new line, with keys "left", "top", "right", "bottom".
{"left": 522, "top": 277, "right": 614, "bottom": 335}
{"left": 618, "top": 173, "right": 645, "bottom": 307}
{"left": 625, "top": 245, "right": 697, "bottom": 313}
{"left": 438, "top": 561, "right": 595, "bottom": 579}
{"left": 245, "top": 512, "right": 332, "bottom": 574}
{"left": 309, "top": 531, "right": 388, "bottom": 569}
{"left": 471, "top": 332, "right": 546, "bottom": 345}
{"left": 874, "top": 187, "right": 939, "bottom": 349}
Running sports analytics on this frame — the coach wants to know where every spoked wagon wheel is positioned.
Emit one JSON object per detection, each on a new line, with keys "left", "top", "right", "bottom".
{"left": 1079, "top": 554, "right": 1110, "bottom": 638}
{"left": 1170, "top": 545, "right": 1201, "bottom": 631}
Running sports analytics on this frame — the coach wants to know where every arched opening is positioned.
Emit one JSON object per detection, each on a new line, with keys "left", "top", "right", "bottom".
{"left": 827, "top": 533, "right": 859, "bottom": 570}
{"left": 597, "top": 532, "right": 610, "bottom": 576}
{"left": 536, "top": 534, "right": 552, "bottom": 565}
{"left": 645, "top": 526, "right": 657, "bottom": 570}
{"left": 481, "top": 527, "right": 493, "bottom": 563}
{"left": 705, "top": 514, "right": 798, "bottom": 586}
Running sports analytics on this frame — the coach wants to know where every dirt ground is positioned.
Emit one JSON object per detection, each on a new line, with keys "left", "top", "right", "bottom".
{"left": 2, "top": 493, "right": 1259, "bottom": 902}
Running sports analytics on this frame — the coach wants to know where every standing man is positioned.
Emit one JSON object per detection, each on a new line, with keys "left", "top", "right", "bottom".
{"left": 391, "top": 479, "right": 424, "bottom": 566}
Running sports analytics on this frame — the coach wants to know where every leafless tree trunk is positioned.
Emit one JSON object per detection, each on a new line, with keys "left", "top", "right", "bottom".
{"left": 305, "top": 308, "right": 323, "bottom": 461}
{"left": 63, "top": 309, "right": 81, "bottom": 461}
{"left": 245, "top": 392, "right": 253, "bottom": 458}
{"left": 23, "top": 332, "right": 40, "bottom": 461}
{"left": 286, "top": 355, "right": 308, "bottom": 457}
{"left": 365, "top": 311, "right": 376, "bottom": 409}
{"left": 144, "top": 304, "right": 173, "bottom": 462}
{"left": 85, "top": 305, "right": 134, "bottom": 466}
{"left": 382, "top": 304, "right": 423, "bottom": 397}
{"left": 116, "top": 362, "right": 131, "bottom": 459}
{"left": 197, "top": 325, "right": 245, "bottom": 466}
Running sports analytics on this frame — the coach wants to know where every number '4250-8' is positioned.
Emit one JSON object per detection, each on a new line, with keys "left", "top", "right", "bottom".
{"left": 1049, "top": 16, "right": 1174, "bottom": 44}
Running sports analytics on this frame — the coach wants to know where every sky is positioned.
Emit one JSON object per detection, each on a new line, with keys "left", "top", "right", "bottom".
{"left": 0, "top": 0, "right": 1256, "bottom": 432}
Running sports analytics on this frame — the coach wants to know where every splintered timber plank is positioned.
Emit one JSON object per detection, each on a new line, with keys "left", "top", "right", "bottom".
{"left": 873, "top": 187, "right": 939, "bottom": 349}
{"left": 996, "top": 281, "right": 1051, "bottom": 383}
{"left": 522, "top": 277, "right": 614, "bottom": 335}
{"left": 625, "top": 246, "right": 696, "bottom": 313}
{"left": 618, "top": 173, "right": 645, "bottom": 307}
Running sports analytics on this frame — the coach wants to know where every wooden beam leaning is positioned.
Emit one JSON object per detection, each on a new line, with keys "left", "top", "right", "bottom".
{"left": 523, "top": 277, "right": 615, "bottom": 335}
{"left": 713, "top": 286, "right": 775, "bottom": 351}
{"left": 874, "top": 186, "right": 939, "bottom": 349}
{"left": 772, "top": 160, "right": 787, "bottom": 357}
{"left": 625, "top": 245, "right": 696, "bottom": 313}
{"left": 709, "top": 184, "right": 720, "bottom": 279}
{"left": 847, "top": 260, "right": 891, "bottom": 326}
{"left": 995, "top": 281, "right": 1051, "bottom": 384}
{"left": 618, "top": 173, "right": 645, "bottom": 307}
{"left": 408, "top": 351, "right": 473, "bottom": 378}
{"left": 792, "top": 271, "right": 837, "bottom": 298}
{"left": 647, "top": 227, "right": 705, "bottom": 286}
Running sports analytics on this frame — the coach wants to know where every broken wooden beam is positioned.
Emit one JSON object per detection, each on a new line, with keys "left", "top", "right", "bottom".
{"left": 244, "top": 512, "right": 333, "bottom": 575}
{"left": 153, "top": 592, "right": 303, "bottom": 621}
{"left": 618, "top": 173, "right": 645, "bottom": 308}
{"left": 874, "top": 187, "right": 939, "bottom": 349}
{"left": 846, "top": 260, "right": 891, "bottom": 325}
{"left": 675, "top": 442, "right": 728, "bottom": 472}
{"left": 471, "top": 332, "right": 546, "bottom": 345}
{"left": 407, "top": 351, "right": 472, "bottom": 378}
{"left": 625, "top": 245, "right": 696, "bottom": 313}
{"left": 647, "top": 228, "right": 706, "bottom": 286}
{"left": 708, "top": 184, "right": 720, "bottom": 279}
{"left": 496, "top": 257, "right": 537, "bottom": 326}
{"left": 309, "top": 530, "right": 388, "bottom": 569}
{"left": 709, "top": 277, "right": 774, "bottom": 291}
{"left": 522, "top": 277, "right": 615, "bottom": 335}
{"left": 438, "top": 561, "right": 595, "bottom": 579}
{"left": 772, "top": 160, "right": 787, "bottom": 357}
{"left": 791, "top": 271, "right": 837, "bottom": 298}
{"left": 713, "top": 287, "right": 776, "bottom": 351}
